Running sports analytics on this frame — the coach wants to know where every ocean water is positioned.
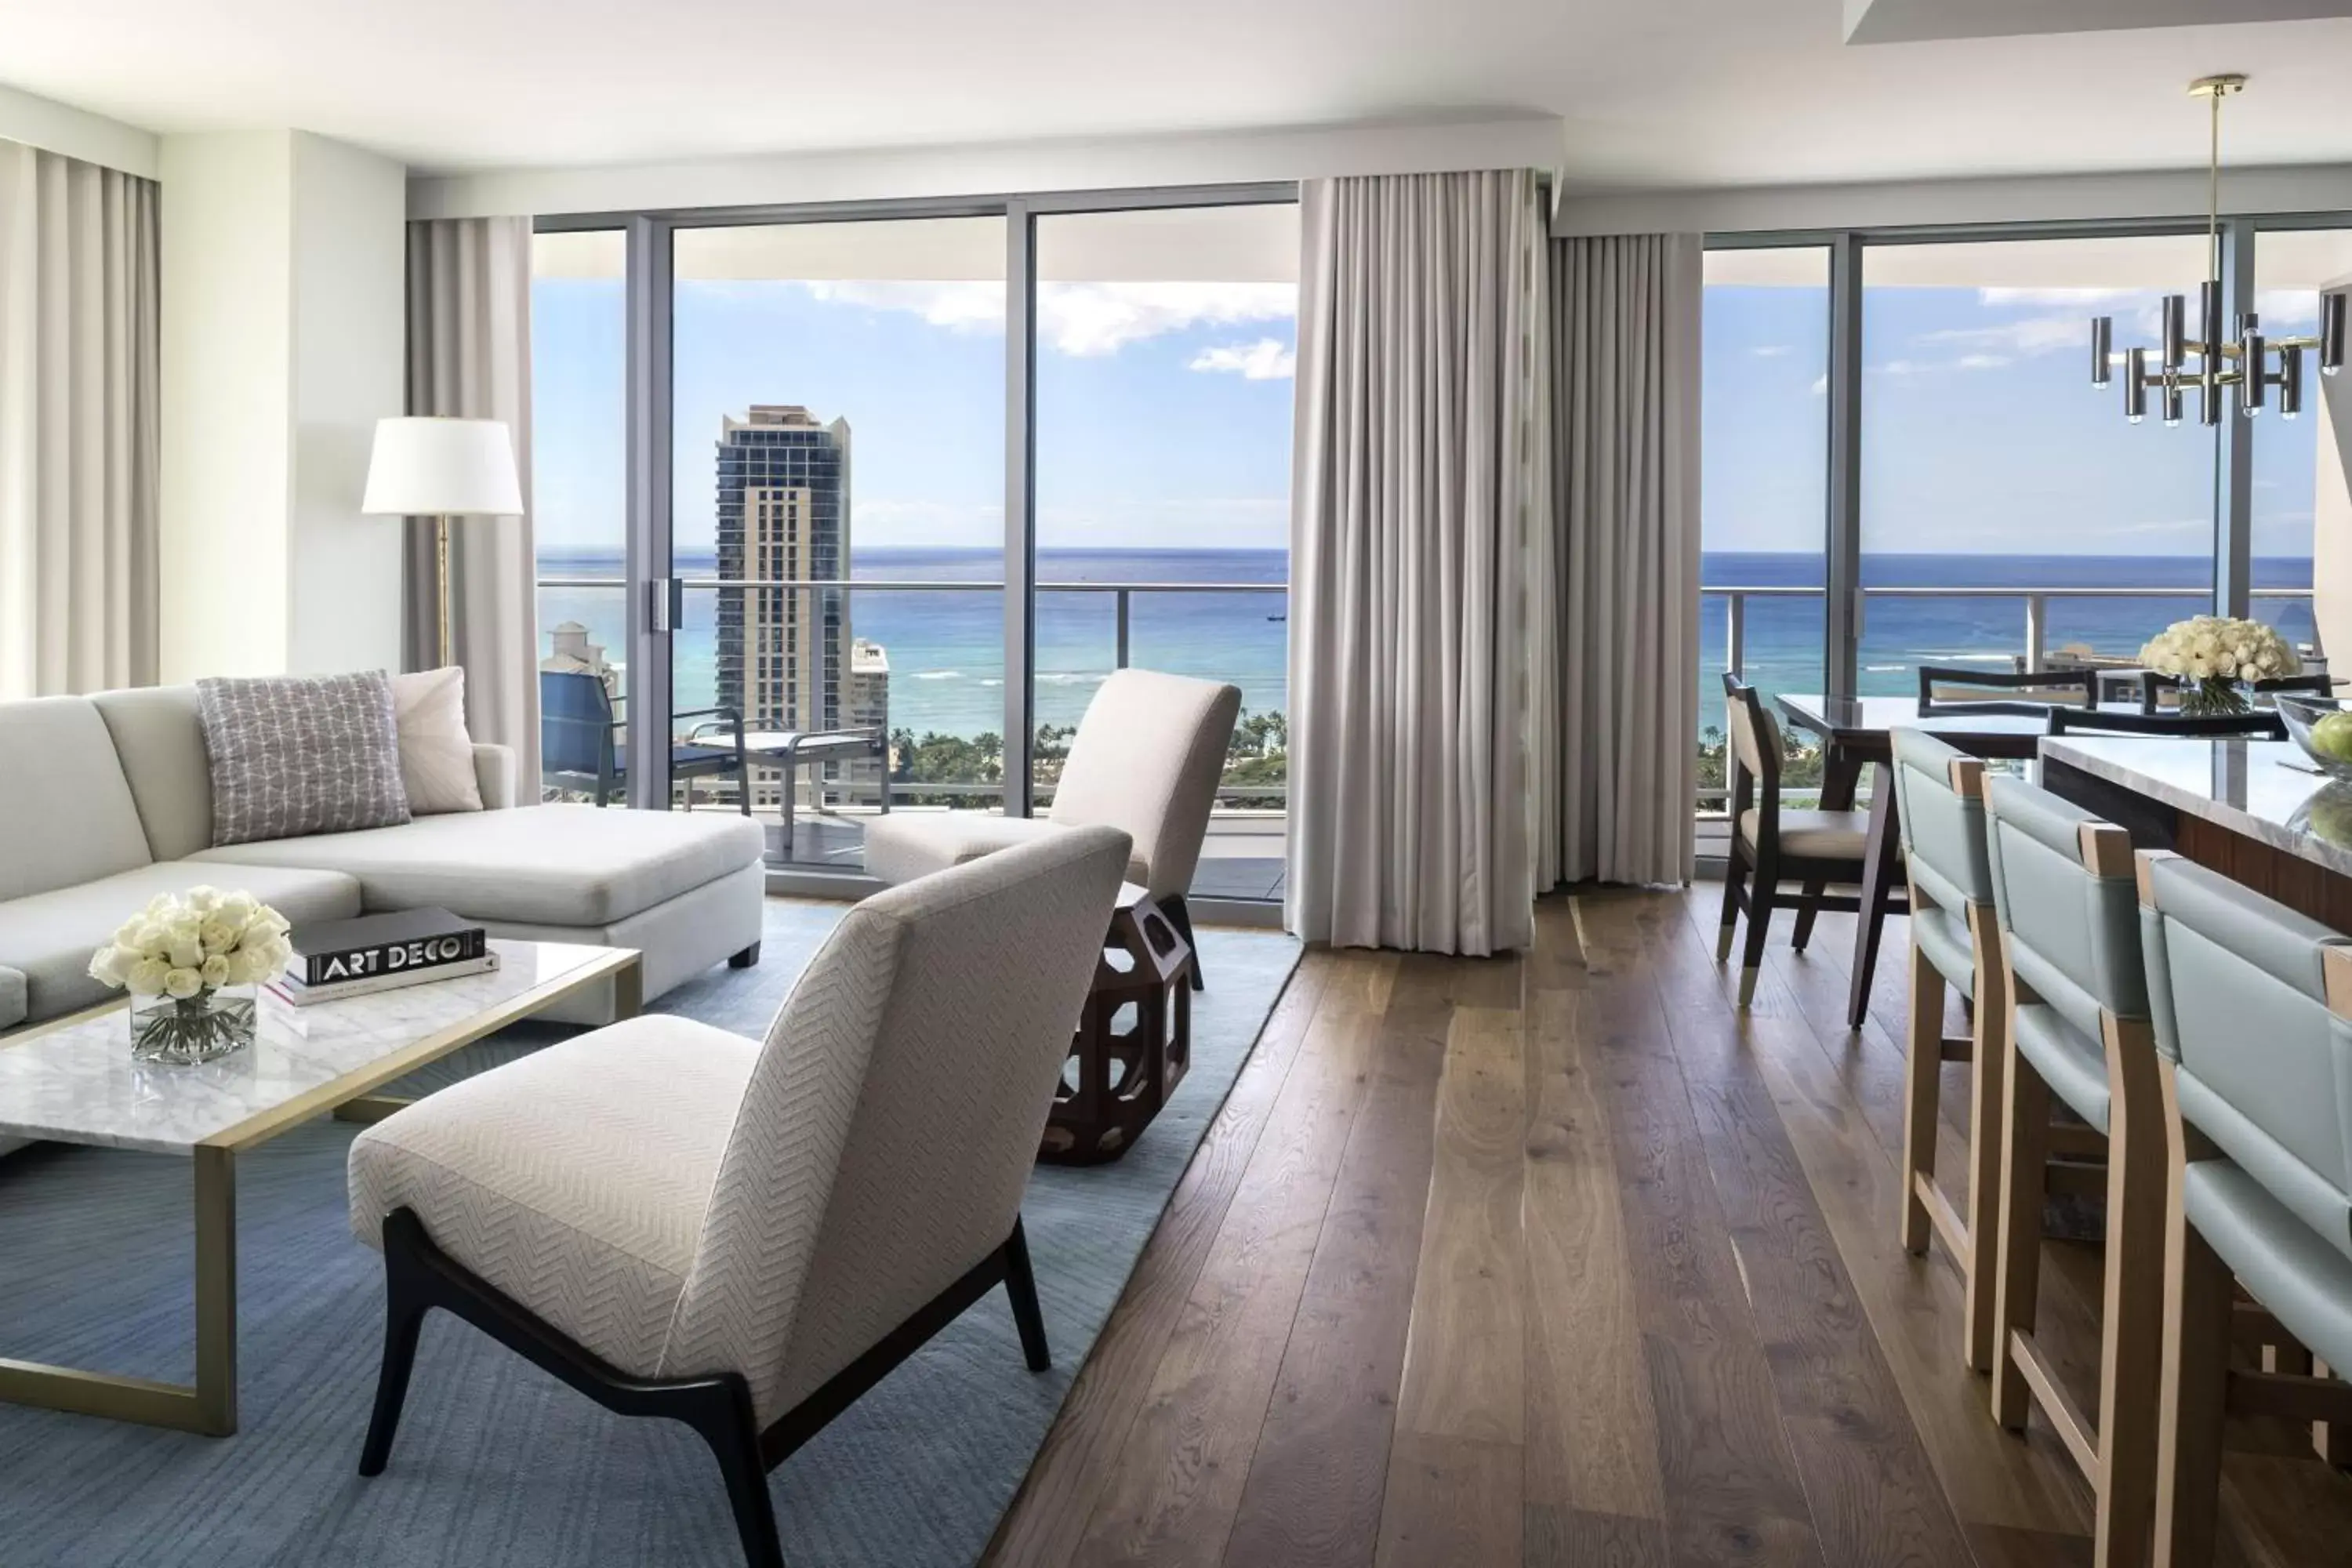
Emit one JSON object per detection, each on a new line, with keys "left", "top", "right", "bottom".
{"left": 536, "top": 546, "right": 1290, "bottom": 738}
{"left": 1700, "top": 552, "right": 2318, "bottom": 739}
{"left": 535, "top": 547, "right": 2315, "bottom": 743}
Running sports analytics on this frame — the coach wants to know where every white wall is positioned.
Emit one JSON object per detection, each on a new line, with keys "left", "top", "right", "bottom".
{"left": 160, "top": 132, "right": 296, "bottom": 681}
{"left": 159, "top": 130, "right": 407, "bottom": 681}
{"left": 0, "top": 79, "right": 156, "bottom": 179}
{"left": 409, "top": 114, "right": 1565, "bottom": 220}
{"left": 288, "top": 132, "right": 407, "bottom": 675}
{"left": 1555, "top": 162, "right": 2352, "bottom": 237}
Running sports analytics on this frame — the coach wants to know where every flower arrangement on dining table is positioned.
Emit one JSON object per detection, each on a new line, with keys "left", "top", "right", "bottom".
{"left": 2138, "top": 615, "right": 2301, "bottom": 717}
{"left": 88, "top": 887, "right": 293, "bottom": 1064}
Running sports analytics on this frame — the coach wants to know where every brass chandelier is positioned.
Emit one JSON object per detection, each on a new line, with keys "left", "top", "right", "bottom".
{"left": 2090, "top": 75, "right": 2346, "bottom": 426}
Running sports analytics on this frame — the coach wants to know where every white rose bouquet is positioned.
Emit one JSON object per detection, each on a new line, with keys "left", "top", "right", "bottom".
{"left": 2138, "top": 615, "right": 2300, "bottom": 717}
{"left": 90, "top": 887, "right": 291, "bottom": 1063}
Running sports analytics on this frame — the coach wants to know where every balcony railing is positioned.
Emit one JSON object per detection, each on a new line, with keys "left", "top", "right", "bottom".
{"left": 1700, "top": 581, "right": 2320, "bottom": 811}
{"left": 533, "top": 575, "right": 1289, "bottom": 808}
{"left": 1713, "top": 582, "right": 2317, "bottom": 679}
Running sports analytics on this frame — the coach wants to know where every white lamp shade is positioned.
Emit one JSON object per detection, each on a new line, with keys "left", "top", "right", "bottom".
{"left": 361, "top": 417, "right": 524, "bottom": 517}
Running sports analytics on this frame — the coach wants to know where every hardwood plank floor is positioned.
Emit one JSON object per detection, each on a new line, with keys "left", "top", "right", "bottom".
{"left": 983, "top": 889, "right": 2352, "bottom": 1568}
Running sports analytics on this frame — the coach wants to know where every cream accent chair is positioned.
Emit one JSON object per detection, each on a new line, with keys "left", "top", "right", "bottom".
{"left": 862, "top": 667, "right": 1240, "bottom": 988}
{"left": 347, "top": 827, "right": 1132, "bottom": 1568}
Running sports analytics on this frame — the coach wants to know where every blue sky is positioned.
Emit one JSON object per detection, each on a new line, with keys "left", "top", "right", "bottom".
{"left": 1703, "top": 282, "right": 2323, "bottom": 558}
{"left": 530, "top": 277, "right": 1297, "bottom": 561}
{"left": 535, "top": 270, "right": 2323, "bottom": 568}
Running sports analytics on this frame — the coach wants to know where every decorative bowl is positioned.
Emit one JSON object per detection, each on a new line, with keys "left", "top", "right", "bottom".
{"left": 2288, "top": 782, "right": 2352, "bottom": 849}
{"left": 2275, "top": 695, "right": 2352, "bottom": 780}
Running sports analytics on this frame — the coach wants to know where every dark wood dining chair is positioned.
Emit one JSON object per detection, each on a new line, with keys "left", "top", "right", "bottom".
{"left": 1717, "top": 674, "right": 1900, "bottom": 1008}
{"left": 1916, "top": 664, "right": 2097, "bottom": 714}
{"left": 2135, "top": 669, "right": 2332, "bottom": 714}
{"left": 2045, "top": 706, "right": 2287, "bottom": 741}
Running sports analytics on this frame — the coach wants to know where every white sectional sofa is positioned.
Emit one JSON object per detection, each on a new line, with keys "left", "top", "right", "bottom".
{"left": 0, "top": 684, "right": 768, "bottom": 1037}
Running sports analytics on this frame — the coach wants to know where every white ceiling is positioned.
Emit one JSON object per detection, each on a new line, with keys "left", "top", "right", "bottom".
{"left": 6, "top": 0, "right": 2352, "bottom": 191}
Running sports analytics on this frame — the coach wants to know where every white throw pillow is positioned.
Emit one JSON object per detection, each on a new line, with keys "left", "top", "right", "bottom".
{"left": 390, "top": 667, "right": 484, "bottom": 815}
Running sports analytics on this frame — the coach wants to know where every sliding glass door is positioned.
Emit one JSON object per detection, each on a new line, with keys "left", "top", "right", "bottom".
{"left": 1032, "top": 202, "right": 1299, "bottom": 901}
{"left": 670, "top": 216, "right": 1007, "bottom": 869}
{"left": 533, "top": 187, "right": 1296, "bottom": 891}
{"left": 530, "top": 229, "right": 628, "bottom": 806}
{"left": 1700, "top": 245, "right": 1830, "bottom": 809}
{"left": 1696, "top": 217, "right": 2348, "bottom": 829}
{"left": 1860, "top": 235, "right": 2215, "bottom": 686}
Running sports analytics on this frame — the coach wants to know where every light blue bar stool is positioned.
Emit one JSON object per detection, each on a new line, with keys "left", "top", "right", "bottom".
{"left": 1888, "top": 727, "right": 2007, "bottom": 1372}
{"left": 2136, "top": 848, "right": 2352, "bottom": 1568}
{"left": 1981, "top": 773, "right": 2163, "bottom": 1568}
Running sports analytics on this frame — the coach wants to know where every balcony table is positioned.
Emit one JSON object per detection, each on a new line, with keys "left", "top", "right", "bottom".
{"left": 1771, "top": 695, "right": 2143, "bottom": 1029}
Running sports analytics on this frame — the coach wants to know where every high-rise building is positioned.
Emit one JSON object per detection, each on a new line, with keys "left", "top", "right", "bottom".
{"left": 845, "top": 637, "right": 891, "bottom": 798}
{"left": 714, "top": 405, "right": 852, "bottom": 808}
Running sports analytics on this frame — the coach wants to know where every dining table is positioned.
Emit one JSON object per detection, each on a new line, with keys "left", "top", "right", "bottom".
{"left": 1770, "top": 694, "right": 2151, "bottom": 1029}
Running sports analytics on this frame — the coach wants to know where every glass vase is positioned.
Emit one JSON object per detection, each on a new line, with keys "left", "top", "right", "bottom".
{"left": 2176, "top": 677, "right": 2250, "bottom": 718}
{"left": 130, "top": 986, "right": 257, "bottom": 1065}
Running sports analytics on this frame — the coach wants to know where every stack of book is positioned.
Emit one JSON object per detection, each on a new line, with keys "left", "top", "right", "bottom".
{"left": 269, "top": 909, "right": 497, "bottom": 1007}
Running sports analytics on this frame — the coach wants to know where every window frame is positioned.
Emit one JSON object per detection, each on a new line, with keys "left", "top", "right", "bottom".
{"left": 534, "top": 182, "right": 1298, "bottom": 873}
{"left": 1704, "top": 210, "right": 2352, "bottom": 705}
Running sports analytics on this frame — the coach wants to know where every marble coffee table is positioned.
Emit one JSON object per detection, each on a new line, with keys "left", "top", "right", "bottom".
{"left": 0, "top": 938, "right": 640, "bottom": 1436}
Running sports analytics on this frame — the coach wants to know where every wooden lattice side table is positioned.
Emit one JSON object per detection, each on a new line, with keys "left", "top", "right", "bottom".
{"left": 1040, "top": 884, "right": 1195, "bottom": 1165}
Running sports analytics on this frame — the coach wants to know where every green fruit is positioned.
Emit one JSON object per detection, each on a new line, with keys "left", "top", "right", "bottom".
{"left": 2304, "top": 786, "right": 2352, "bottom": 847}
{"left": 2311, "top": 711, "right": 2352, "bottom": 764}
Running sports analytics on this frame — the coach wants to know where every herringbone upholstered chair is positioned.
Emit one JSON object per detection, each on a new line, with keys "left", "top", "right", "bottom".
{"left": 346, "top": 826, "right": 1133, "bottom": 1568}
{"left": 862, "top": 667, "right": 1240, "bottom": 987}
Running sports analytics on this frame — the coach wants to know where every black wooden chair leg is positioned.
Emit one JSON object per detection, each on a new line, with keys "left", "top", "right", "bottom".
{"left": 1738, "top": 860, "right": 1777, "bottom": 1009}
{"left": 680, "top": 1382, "right": 786, "bottom": 1568}
{"left": 1790, "top": 876, "right": 1827, "bottom": 950}
{"left": 359, "top": 1219, "right": 431, "bottom": 1477}
{"left": 1163, "top": 895, "right": 1204, "bottom": 992}
{"left": 1004, "top": 1217, "right": 1051, "bottom": 1373}
{"left": 1716, "top": 847, "right": 1748, "bottom": 963}
{"left": 729, "top": 942, "right": 761, "bottom": 970}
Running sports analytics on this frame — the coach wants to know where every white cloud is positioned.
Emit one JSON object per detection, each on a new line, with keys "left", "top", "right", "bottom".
{"left": 1189, "top": 339, "right": 1296, "bottom": 380}
{"left": 1040, "top": 282, "right": 1296, "bottom": 356}
{"left": 1955, "top": 353, "right": 2012, "bottom": 370}
{"left": 1918, "top": 312, "right": 2089, "bottom": 358}
{"left": 797, "top": 279, "right": 1295, "bottom": 357}
{"left": 2256, "top": 289, "right": 2322, "bottom": 328}
{"left": 1979, "top": 287, "right": 2142, "bottom": 307}
{"left": 1808, "top": 372, "right": 1828, "bottom": 397}
{"left": 801, "top": 279, "right": 1005, "bottom": 331}
{"left": 1750, "top": 344, "right": 1793, "bottom": 358}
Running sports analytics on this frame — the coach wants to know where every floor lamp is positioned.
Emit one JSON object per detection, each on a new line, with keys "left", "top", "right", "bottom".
{"left": 361, "top": 417, "right": 524, "bottom": 669}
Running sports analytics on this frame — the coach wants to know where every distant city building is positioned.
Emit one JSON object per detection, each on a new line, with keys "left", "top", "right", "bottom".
{"left": 541, "top": 620, "right": 618, "bottom": 697}
{"left": 715, "top": 405, "right": 853, "bottom": 809}
{"left": 846, "top": 637, "right": 891, "bottom": 798}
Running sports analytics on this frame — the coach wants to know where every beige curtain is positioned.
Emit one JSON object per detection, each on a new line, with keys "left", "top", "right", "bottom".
{"left": 0, "top": 142, "right": 158, "bottom": 699}
{"left": 1286, "top": 169, "right": 1546, "bottom": 957}
{"left": 1541, "top": 234, "right": 1703, "bottom": 887}
{"left": 404, "top": 217, "right": 539, "bottom": 788}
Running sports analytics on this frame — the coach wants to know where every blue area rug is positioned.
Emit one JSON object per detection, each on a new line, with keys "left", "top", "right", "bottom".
{"left": 0, "top": 901, "right": 1302, "bottom": 1567}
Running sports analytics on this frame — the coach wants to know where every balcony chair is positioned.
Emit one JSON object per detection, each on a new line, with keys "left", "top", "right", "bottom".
{"left": 347, "top": 828, "right": 1133, "bottom": 1568}
{"left": 539, "top": 669, "right": 753, "bottom": 814}
{"left": 1916, "top": 663, "right": 2097, "bottom": 715}
{"left": 1888, "top": 728, "right": 2008, "bottom": 1372}
{"left": 862, "top": 668, "right": 1240, "bottom": 989}
{"left": 1981, "top": 775, "right": 2165, "bottom": 1568}
{"left": 1715, "top": 673, "right": 1900, "bottom": 1008}
{"left": 2136, "top": 669, "right": 2333, "bottom": 714}
{"left": 2045, "top": 705, "right": 2287, "bottom": 741}
{"left": 2136, "top": 851, "right": 2352, "bottom": 1567}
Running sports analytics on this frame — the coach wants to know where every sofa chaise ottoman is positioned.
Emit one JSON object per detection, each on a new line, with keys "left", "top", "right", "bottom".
{"left": 0, "top": 684, "right": 766, "bottom": 1039}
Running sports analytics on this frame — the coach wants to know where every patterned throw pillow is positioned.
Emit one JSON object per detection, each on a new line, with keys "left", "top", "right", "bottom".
{"left": 197, "top": 673, "right": 412, "bottom": 847}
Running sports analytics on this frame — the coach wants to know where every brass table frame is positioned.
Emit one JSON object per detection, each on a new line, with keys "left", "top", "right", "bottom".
{"left": 0, "top": 946, "right": 641, "bottom": 1437}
